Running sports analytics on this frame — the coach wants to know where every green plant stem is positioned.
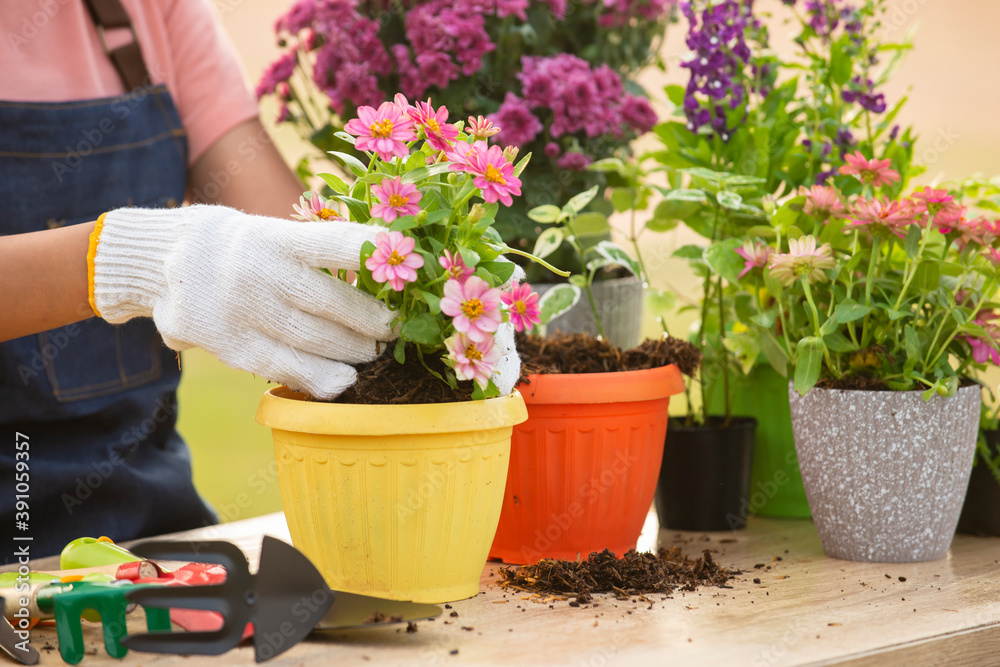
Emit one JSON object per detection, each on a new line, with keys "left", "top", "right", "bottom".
{"left": 802, "top": 280, "right": 841, "bottom": 379}
{"left": 629, "top": 205, "right": 650, "bottom": 284}
{"left": 718, "top": 271, "right": 730, "bottom": 425}
{"left": 498, "top": 246, "right": 571, "bottom": 277}
{"left": 563, "top": 213, "right": 606, "bottom": 338}
{"left": 860, "top": 236, "right": 881, "bottom": 347}
{"left": 894, "top": 225, "right": 933, "bottom": 310}
{"left": 927, "top": 277, "right": 998, "bottom": 371}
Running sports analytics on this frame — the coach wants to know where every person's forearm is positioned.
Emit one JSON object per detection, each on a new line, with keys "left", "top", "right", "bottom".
{"left": 0, "top": 222, "right": 94, "bottom": 342}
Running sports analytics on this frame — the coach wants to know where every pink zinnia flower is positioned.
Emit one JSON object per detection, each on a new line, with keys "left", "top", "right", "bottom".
{"left": 452, "top": 141, "right": 522, "bottom": 206}
{"left": 344, "top": 101, "right": 416, "bottom": 162}
{"left": 846, "top": 197, "right": 915, "bottom": 239}
{"left": 371, "top": 177, "right": 423, "bottom": 224}
{"left": 800, "top": 185, "right": 845, "bottom": 220}
{"left": 445, "top": 333, "right": 502, "bottom": 389}
{"left": 940, "top": 215, "right": 993, "bottom": 248}
{"left": 439, "top": 249, "right": 474, "bottom": 282}
{"left": 735, "top": 241, "right": 774, "bottom": 279}
{"left": 467, "top": 115, "right": 500, "bottom": 140}
{"left": 292, "top": 192, "right": 341, "bottom": 221}
{"left": 407, "top": 98, "right": 460, "bottom": 152}
{"left": 838, "top": 151, "right": 901, "bottom": 188}
{"left": 365, "top": 230, "right": 424, "bottom": 291}
{"left": 985, "top": 247, "right": 1000, "bottom": 266}
{"left": 767, "top": 236, "right": 836, "bottom": 287}
{"left": 966, "top": 315, "right": 1000, "bottom": 366}
{"left": 500, "top": 283, "right": 541, "bottom": 332}
{"left": 440, "top": 275, "right": 502, "bottom": 342}
{"left": 910, "top": 187, "right": 963, "bottom": 226}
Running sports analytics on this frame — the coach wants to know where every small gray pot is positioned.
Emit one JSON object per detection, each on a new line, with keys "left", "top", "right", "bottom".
{"left": 534, "top": 275, "right": 643, "bottom": 349}
{"left": 788, "top": 383, "right": 980, "bottom": 562}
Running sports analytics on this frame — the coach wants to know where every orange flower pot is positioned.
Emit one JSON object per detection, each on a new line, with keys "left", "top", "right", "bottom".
{"left": 489, "top": 364, "right": 686, "bottom": 564}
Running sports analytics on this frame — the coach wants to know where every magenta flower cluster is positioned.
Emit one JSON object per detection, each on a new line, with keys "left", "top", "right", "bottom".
{"left": 489, "top": 54, "right": 658, "bottom": 165}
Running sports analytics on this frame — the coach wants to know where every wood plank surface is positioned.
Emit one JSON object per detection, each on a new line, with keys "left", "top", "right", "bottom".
{"left": 5, "top": 510, "right": 999, "bottom": 666}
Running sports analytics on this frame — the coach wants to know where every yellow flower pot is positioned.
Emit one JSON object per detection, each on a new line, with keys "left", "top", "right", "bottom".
{"left": 255, "top": 387, "right": 527, "bottom": 603}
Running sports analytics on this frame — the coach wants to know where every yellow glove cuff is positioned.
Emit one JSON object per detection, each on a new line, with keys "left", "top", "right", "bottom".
{"left": 87, "top": 213, "right": 107, "bottom": 318}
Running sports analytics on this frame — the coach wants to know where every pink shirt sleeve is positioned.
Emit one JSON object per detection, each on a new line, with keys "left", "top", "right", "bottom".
{"left": 157, "top": 0, "right": 259, "bottom": 164}
{"left": 0, "top": 0, "right": 259, "bottom": 166}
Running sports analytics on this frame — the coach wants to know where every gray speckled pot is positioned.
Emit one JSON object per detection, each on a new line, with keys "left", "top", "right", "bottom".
{"left": 788, "top": 384, "right": 980, "bottom": 562}
{"left": 534, "top": 275, "right": 643, "bottom": 349}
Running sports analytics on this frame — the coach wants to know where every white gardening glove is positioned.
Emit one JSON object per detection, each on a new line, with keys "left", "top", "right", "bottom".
{"left": 90, "top": 204, "right": 395, "bottom": 399}
{"left": 493, "top": 259, "right": 524, "bottom": 396}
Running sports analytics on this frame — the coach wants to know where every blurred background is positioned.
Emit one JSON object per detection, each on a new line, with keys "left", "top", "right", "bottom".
{"left": 180, "top": 0, "right": 1000, "bottom": 521}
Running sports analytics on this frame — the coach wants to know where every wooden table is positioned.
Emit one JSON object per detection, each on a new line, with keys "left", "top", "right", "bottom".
{"left": 7, "top": 510, "right": 1000, "bottom": 666}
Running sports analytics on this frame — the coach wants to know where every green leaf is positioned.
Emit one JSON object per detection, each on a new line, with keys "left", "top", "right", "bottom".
{"left": 401, "top": 162, "right": 453, "bottom": 184}
{"left": 834, "top": 300, "right": 874, "bottom": 324}
{"left": 652, "top": 197, "right": 704, "bottom": 226}
{"left": 904, "top": 224, "right": 922, "bottom": 258}
{"left": 568, "top": 274, "right": 588, "bottom": 288}
{"left": 610, "top": 188, "right": 634, "bottom": 213}
{"left": 458, "top": 246, "right": 481, "bottom": 269}
{"left": 904, "top": 325, "right": 920, "bottom": 372}
{"left": 389, "top": 215, "right": 419, "bottom": 231}
{"left": 593, "top": 241, "right": 641, "bottom": 277}
{"left": 830, "top": 35, "right": 853, "bottom": 86}
{"left": 664, "top": 188, "right": 709, "bottom": 203}
{"left": 588, "top": 157, "right": 626, "bottom": 174}
{"left": 794, "top": 336, "right": 825, "bottom": 395}
{"left": 913, "top": 260, "right": 941, "bottom": 292}
{"left": 537, "top": 284, "right": 582, "bottom": 325}
{"left": 393, "top": 341, "right": 406, "bottom": 364}
{"left": 887, "top": 308, "right": 911, "bottom": 321}
{"left": 570, "top": 212, "right": 611, "bottom": 238}
{"left": 330, "top": 194, "right": 370, "bottom": 222}
{"left": 824, "top": 331, "right": 856, "bottom": 353}
{"left": 664, "top": 84, "right": 685, "bottom": 107}
{"left": 702, "top": 238, "right": 745, "bottom": 285}
{"left": 479, "top": 260, "right": 515, "bottom": 284}
{"left": 532, "top": 227, "right": 565, "bottom": 260}
{"left": 333, "top": 131, "right": 356, "bottom": 146}
{"left": 645, "top": 217, "right": 679, "bottom": 233}
{"left": 328, "top": 150, "right": 368, "bottom": 177}
{"left": 400, "top": 313, "right": 443, "bottom": 346}
{"left": 760, "top": 330, "right": 789, "bottom": 377}
{"left": 672, "top": 244, "right": 706, "bottom": 260}
{"left": 513, "top": 152, "right": 532, "bottom": 178}
{"left": 420, "top": 290, "right": 441, "bottom": 314}
{"left": 819, "top": 316, "right": 839, "bottom": 336}
{"left": 357, "top": 241, "right": 381, "bottom": 294}
{"left": 318, "top": 172, "right": 350, "bottom": 195}
{"left": 528, "top": 205, "right": 563, "bottom": 224}
{"left": 715, "top": 190, "right": 743, "bottom": 210}
{"left": 563, "top": 185, "right": 600, "bottom": 215}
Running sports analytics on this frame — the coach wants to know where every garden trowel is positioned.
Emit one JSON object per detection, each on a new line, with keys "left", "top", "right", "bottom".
{"left": 121, "top": 536, "right": 441, "bottom": 662}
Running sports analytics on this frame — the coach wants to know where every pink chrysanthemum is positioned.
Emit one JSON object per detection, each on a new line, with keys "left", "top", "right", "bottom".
{"left": 838, "top": 151, "right": 901, "bottom": 188}
{"left": 344, "top": 101, "right": 416, "bottom": 162}
{"left": 407, "top": 98, "right": 460, "bottom": 152}
{"left": 500, "top": 283, "right": 541, "bottom": 332}
{"left": 734, "top": 240, "right": 774, "bottom": 279}
{"left": 451, "top": 141, "right": 522, "bottom": 207}
{"left": 365, "top": 230, "right": 424, "bottom": 291}
{"left": 371, "top": 177, "right": 423, "bottom": 224}
{"left": 800, "top": 185, "right": 845, "bottom": 220}
{"left": 439, "top": 249, "right": 474, "bottom": 282}
{"left": 939, "top": 216, "right": 994, "bottom": 248}
{"left": 445, "top": 333, "right": 502, "bottom": 389}
{"left": 292, "top": 192, "right": 341, "bottom": 221}
{"left": 440, "top": 275, "right": 502, "bottom": 342}
{"left": 846, "top": 197, "right": 915, "bottom": 239}
{"left": 767, "top": 236, "right": 836, "bottom": 287}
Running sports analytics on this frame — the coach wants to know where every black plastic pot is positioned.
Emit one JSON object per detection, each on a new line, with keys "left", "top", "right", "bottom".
{"left": 957, "top": 430, "right": 1000, "bottom": 537}
{"left": 655, "top": 416, "right": 757, "bottom": 532}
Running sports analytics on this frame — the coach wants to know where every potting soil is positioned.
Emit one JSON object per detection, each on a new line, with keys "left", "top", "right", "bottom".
{"left": 498, "top": 547, "right": 735, "bottom": 601}
{"left": 517, "top": 332, "right": 701, "bottom": 377}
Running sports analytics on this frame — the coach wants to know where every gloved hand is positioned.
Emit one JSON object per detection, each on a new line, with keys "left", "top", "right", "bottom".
{"left": 88, "top": 204, "right": 395, "bottom": 399}
{"left": 493, "top": 260, "right": 524, "bottom": 396}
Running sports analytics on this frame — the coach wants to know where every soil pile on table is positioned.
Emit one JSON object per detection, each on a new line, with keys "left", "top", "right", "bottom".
{"left": 498, "top": 547, "right": 735, "bottom": 600}
{"left": 335, "top": 342, "right": 474, "bottom": 405}
{"left": 517, "top": 332, "right": 701, "bottom": 377}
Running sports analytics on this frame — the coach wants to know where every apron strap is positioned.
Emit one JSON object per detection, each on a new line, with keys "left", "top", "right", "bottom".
{"left": 82, "top": 0, "right": 152, "bottom": 91}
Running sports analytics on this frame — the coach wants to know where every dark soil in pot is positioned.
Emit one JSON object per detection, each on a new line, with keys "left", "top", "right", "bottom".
{"left": 516, "top": 331, "right": 701, "bottom": 376}
{"left": 335, "top": 342, "right": 474, "bottom": 405}
{"left": 957, "top": 430, "right": 1000, "bottom": 536}
{"left": 655, "top": 416, "right": 757, "bottom": 532}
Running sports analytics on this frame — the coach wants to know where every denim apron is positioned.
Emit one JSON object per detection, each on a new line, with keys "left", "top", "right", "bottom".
{"left": 0, "top": 85, "right": 218, "bottom": 560}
